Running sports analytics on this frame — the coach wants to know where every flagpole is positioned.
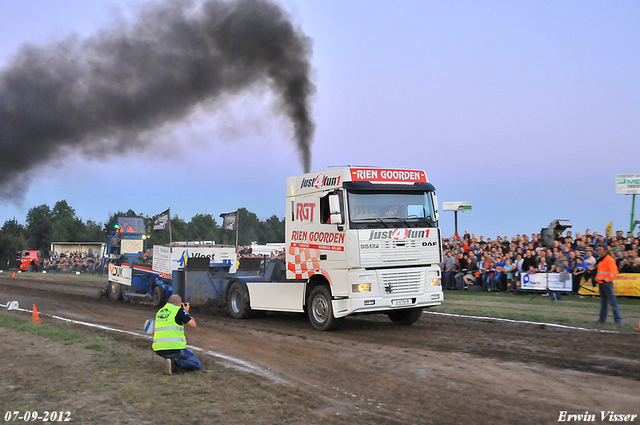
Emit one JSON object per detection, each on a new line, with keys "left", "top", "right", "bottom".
{"left": 235, "top": 210, "right": 239, "bottom": 250}
{"left": 169, "top": 208, "right": 173, "bottom": 244}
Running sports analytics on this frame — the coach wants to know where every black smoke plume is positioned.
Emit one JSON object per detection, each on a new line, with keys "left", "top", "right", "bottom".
{"left": 0, "top": 0, "right": 315, "bottom": 199}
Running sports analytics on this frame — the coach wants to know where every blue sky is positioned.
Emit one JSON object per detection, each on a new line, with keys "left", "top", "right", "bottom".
{"left": 1, "top": 0, "right": 639, "bottom": 239}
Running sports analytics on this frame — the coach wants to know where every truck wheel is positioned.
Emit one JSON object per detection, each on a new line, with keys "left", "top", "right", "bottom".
{"left": 228, "top": 281, "right": 251, "bottom": 319}
{"left": 308, "top": 285, "right": 339, "bottom": 331}
{"left": 387, "top": 307, "right": 423, "bottom": 325}
{"left": 109, "top": 281, "right": 123, "bottom": 300}
{"left": 152, "top": 286, "right": 166, "bottom": 307}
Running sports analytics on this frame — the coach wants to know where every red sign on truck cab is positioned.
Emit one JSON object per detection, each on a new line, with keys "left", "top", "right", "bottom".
{"left": 350, "top": 168, "right": 426, "bottom": 183}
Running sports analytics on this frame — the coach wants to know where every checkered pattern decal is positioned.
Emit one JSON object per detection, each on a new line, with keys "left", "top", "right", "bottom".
{"left": 287, "top": 245, "right": 321, "bottom": 279}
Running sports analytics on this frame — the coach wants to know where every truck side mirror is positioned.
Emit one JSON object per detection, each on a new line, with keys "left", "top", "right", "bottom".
{"left": 432, "top": 193, "right": 439, "bottom": 222}
{"left": 328, "top": 213, "right": 343, "bottom": 224}
{"left": 329, "top": 194, "right": 341, "bottom": 214}
{"left": 328, "top": 194, "right": 343, "bottom": 224}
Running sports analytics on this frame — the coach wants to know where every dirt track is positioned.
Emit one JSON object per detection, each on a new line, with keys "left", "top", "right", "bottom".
{"left": 1, "top": 276, "right": 639, "bottom": 424}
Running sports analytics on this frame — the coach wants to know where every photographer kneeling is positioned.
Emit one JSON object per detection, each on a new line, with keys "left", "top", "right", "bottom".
{"left": 153, "top": 294, "right": 201, "bottom": 375}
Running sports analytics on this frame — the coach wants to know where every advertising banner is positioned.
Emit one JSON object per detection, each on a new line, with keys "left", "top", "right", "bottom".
{"left": 616, "top": 174, "right": 640, "bottom": 195}
{"left": 578, "top": 274, "right": 640, "bottom": 297}
{"left": 108, "top": 264, "right": 132, "bottom": 286}
{"left": 520, "top": 272, "right": 573, "bottom": 292}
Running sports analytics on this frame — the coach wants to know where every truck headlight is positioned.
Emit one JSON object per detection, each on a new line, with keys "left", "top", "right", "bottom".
{"left": 430, "top": 278, "right": 441, "bottom": 287}
{"left": 352, "top": 283, "right": 372, "bottom": 293}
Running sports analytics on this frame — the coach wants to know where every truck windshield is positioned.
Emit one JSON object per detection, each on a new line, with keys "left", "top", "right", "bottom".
{"left": 347, "top": 191, "right": 437, "bottom": 229}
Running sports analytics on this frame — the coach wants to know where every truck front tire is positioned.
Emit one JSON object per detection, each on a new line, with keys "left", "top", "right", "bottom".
{"left": 108, "top": 281, "right": 123, "bottom": 300}
{"left": 387, "top": 307, "right": 423, "bottom": 325}
{"left": 228, "top": 281, "right": 252, "bottom": 319}
{"left": 308, "top": 285, "right": 339, "bottom": 331}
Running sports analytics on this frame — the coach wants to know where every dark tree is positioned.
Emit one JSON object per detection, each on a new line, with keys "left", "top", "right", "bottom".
{"left": 26, "top": 204, "right": 53, "bottom": 256}
{"left": 0, "top": 219, "right": 29, "bottom": 269}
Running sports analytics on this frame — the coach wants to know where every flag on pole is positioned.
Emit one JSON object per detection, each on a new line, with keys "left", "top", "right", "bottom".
{"left": 153, "top": 208, "right": 171, "bottom": 230}
{"left": 220, "top": 211, "right": 238, "bottom": 231}
{"left": 605, "top": 221, "right": 613, "bottom": 236}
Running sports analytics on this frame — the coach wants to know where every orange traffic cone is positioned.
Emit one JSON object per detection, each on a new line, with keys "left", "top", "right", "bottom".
{"left": 37, "top": 274, "right": 40, "bottom": 279}
{"left": 67, "top": 275, "right": 70, "bottom": 280}
{"left": 12, "top": 272, "right": 15, "bottom": 277}
{"left": 32, "top": 304, "right": 40, "bottom": 323}
{"left": 635, "top": 318, "right": 640, "bottom": 331}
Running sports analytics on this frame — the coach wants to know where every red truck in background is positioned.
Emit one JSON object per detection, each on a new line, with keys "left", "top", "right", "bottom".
{"left": 16, "top": 250, "right": 40, "bottom": 271}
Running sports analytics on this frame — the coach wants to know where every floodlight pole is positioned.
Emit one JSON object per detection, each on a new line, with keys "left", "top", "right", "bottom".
{"left": 442, "top": 201, "right": 471, "bottom": 239}
{"left": 631, "top": 194, "right": 637, "bottom": 233}
{"left": 453, "top": 211, "right": 459, "bottom": 238}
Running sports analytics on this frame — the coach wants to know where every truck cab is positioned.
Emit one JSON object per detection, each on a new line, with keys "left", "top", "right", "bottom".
{"left": 236, "top": 167, "right": 444, "bottom": 330}
{"left": 16, "top": 250, "right": 40, "bottom": 271}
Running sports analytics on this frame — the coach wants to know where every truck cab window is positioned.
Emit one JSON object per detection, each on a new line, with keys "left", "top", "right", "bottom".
{"left": 348, "top": 191, "right": 437, "bottom": 229}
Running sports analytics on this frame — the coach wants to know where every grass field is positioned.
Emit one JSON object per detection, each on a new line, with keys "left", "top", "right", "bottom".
{"left": 0, "top": 270, "right": 107, "bottom": 284}
{"left": 0, "top": 312, "right": 348, "bottom": 425}
{"left": 432, "top": 290, "right": 640, "bottom": 331}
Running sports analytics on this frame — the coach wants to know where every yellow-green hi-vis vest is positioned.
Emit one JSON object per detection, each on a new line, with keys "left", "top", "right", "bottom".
{"left": 152, "top": 303, "right": 186, "bottom": 351}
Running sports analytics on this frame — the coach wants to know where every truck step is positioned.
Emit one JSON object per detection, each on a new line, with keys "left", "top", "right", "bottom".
{"left": 123, "top": 292, "right": 152, "bottom": 299}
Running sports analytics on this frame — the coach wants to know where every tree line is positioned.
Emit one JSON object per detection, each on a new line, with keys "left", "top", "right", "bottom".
{"left": 0, "top": 200, "right": 285, "bottom": 269}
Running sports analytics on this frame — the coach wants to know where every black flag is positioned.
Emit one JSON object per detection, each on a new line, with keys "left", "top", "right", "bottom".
{"left": 220, "top": 211, "right": 238, "bottom": 231}
{"left": 153, "top": 208, "right": 171, "bottom": 230}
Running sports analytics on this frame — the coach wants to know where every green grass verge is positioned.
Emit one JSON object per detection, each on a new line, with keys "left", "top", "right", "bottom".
{"left": 0, "top": 313, "right": 85, "bottom": 343}
{"left": 0, "top": 270, "right": 107, "bottom": 283}
{"left": 432, "top": 291, "right": 640, "bottom": 331}
{"left": 0, "top": 312, "right": 358, "bottom": 425}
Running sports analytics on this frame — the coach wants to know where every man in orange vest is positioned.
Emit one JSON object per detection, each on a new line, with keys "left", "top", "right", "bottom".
{"left": 595, "top": 245, "right": 621, "bottom": 324}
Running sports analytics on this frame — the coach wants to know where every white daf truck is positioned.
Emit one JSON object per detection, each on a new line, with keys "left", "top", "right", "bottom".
{"left": 227, "top": 167, "right": 444, "bottom": 330}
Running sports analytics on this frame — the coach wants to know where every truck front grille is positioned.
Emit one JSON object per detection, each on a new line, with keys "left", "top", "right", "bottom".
{"left": 359, "top": 239, "right": 440, "bottom": 267}
{"left": 379, "top": 270, "right": 424, "bottom": 294}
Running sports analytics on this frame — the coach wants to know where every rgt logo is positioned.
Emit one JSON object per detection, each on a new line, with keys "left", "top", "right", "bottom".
{"left": 296, "top": 203, "right": 315, "bottom": 222}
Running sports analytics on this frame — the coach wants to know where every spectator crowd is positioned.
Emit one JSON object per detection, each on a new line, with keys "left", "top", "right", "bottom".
{"left": 440, "top": 229, "right": 640, "bottom": 294}
{"left": 25, "top": 251, "right": 102, "bottom": 274}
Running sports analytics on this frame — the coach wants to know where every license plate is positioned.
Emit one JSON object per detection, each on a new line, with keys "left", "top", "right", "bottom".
{"left": 391, "top": 298, "right": 412, "bottom": 306}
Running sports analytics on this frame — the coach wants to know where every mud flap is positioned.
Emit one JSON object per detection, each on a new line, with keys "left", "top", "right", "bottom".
{"left": 332, "top": 299, "right": 350, "bottom": 318}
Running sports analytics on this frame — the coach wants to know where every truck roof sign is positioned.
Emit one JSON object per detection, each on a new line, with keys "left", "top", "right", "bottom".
{"left": 350, "top": 168, "right": 427, "bottom": 183}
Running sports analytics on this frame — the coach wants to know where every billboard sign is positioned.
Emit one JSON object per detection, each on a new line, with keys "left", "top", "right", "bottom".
{"left": 442, "top": 201, "right": 472, "bottom": 212}
{"left": 616, "top": 174, "right": 640, "bottom": 195}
